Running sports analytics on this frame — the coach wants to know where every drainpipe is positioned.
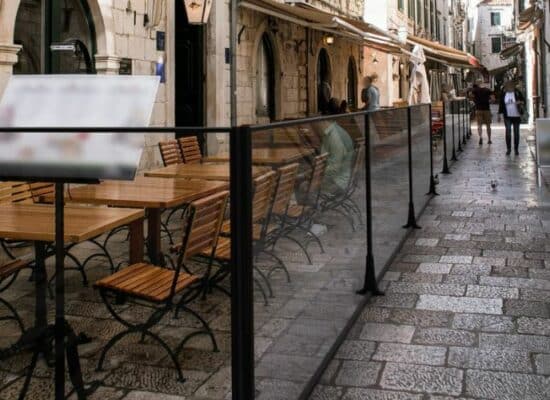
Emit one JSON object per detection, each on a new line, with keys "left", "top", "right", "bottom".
{"left": 230, "top": 0, "right": 238, "bottom": 125}
{"left": 306, "top": 27, "right": 310, "bottom": 116}
{"left": 540, "top": 15, "right": 547, "bottom": 117}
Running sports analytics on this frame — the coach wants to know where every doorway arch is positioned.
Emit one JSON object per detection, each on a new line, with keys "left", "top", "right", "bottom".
{"left": 347, "top": 57, "right": 358, "bottom": 111}
{"left": 317, "top": 48, "right": 332, "bottom": 113}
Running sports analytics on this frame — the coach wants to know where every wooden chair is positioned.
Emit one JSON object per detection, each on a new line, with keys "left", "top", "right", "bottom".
{"left": 199, "top": 171, "right": 280, "bottom": 303}
{"left": 0, "top": 259, "right": 28, "bottom": 334}
{"left": 271, "top": 154, "right": 329, "bottom": 263}
{"left": 159, "top": 140, "right": 183, "bottom": 166}
{"left": 178, "top": 136, "right": 202, "bottom": 164}
{"left": 94, "top": 190, "right": 229, "bottom": 382}
{"left": 321, "top": 138, "right": 366, "bottom": 231}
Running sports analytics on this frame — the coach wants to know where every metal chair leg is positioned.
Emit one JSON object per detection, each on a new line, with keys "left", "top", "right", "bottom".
{"left": 0, "top": 297, "right": 25, "bottom": 333}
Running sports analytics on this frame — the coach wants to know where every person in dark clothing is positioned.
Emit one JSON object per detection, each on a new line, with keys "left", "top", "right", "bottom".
{"left": 470, "top": 80, "right": 494, "bottom": 145}
{"left": 499, "top": 80, "right": 525, "bottom": 156}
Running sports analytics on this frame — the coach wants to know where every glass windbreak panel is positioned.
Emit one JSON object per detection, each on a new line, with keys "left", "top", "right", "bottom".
{"left": 251, "top": 115, "right": 366, "bottom": 398}
{"left": 370, "top": 107, "right": 409, "bottom": 274}
{"left": 444, "top": 101, "right": 454, "bottom": 166}
{"left": 432, "top": 103, "right": 445, "bottom": 175}
{"left": 410, "top": 105, "right": 432, "bottom": 217}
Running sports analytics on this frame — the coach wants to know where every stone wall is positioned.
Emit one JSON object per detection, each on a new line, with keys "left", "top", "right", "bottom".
{"left": 236, "top": 8, "right": 362, "bottom": 124}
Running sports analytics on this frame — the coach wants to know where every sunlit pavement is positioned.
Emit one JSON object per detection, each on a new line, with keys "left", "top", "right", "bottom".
{"left": 310, "top": 124, "right": 550, "bottom": 400}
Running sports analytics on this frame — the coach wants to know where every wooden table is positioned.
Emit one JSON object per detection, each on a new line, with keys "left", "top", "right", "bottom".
{"left": 57, "top": 177, "right": 228, "bottom": 264}
{"left": 0, "top": 202, "right": 144, "bottom": 343}
{"left": 204, "top": 147, "right": 315, "bottom": 166}
{"left": 145, "top": 163, "right": 271, "bottom": 181}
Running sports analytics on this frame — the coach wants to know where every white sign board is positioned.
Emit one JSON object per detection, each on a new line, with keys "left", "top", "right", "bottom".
{"left": 0, "top": 75, "right": 160, "bottom": 181}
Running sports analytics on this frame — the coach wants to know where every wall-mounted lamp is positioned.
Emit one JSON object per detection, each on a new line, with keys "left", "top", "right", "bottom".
{"left": 183, "top": 0, "right": 213, "bottom": 24}
{"left": 323, "top": 34, "right": 335, "bottom": 46}
{"left": 268, "top": 17, "right": 279, "bottom": 35}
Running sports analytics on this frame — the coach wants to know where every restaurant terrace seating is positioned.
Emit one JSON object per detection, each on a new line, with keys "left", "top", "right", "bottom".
{"left": 95, "top": 190, "right": 229, "bottom": 382}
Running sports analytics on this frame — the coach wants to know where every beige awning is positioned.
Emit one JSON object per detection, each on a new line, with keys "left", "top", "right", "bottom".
{"left": 239, "top": 0, "right": 404, "bottom": 54}
{"left": 407, "top": 35, "right": 482, "bottom": 69}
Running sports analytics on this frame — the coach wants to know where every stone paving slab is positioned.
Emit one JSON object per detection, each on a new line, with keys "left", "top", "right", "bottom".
{"left": 309, "top": 128, "right": 550, "bottom": 400}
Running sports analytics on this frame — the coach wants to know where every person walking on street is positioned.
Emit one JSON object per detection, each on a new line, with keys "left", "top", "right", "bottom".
{"left": 361, "top": 74, "right": 380, "bottom": 111}
{"left": 499, "top": 80, "right": 525, "bottom": 156}
{"left": 470, "top": 80, "right": 493, "bottom": 145}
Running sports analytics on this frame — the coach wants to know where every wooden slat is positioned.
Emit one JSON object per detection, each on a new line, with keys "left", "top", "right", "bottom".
{"left": 204, "top": 147, "right": 314, "bottom": 166}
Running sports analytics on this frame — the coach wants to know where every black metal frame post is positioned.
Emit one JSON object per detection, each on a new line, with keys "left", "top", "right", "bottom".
{"left": 456, "top": 101, "right": 463, "bottom": 153}
{"left": 403, "top": 107, "right": 421, "bottom": 229}
{"left": 462, "top": 99, "right": 467, "bottom": 145}
{"left": 467, "top": 99, "right": 472, "bottom": 138}
{"left": 427, "top": 103, "right": 439, "bottom": 196}
{"left": 55, "top": 182, "right": 65, "bottom": 399}
{"left": 451, "top": 103, "right": 458, "bottom": 161}
{"left": 357, "top": 113, "right": 384, "bottom": 296}
{"left": 442, "top": 102, "right": 450, "bottom": 174}
{"left": 230, "top": 125, "right": 255, "bottom": 400}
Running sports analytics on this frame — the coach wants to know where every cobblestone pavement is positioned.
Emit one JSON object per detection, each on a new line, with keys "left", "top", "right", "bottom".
{"left": 310, "top": 125, "right": 550, "bottom": 400}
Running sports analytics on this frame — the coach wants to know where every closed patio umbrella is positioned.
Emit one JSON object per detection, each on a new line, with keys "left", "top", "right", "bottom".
{"left": 408, "top": 45, "right": 431, "bottom": 105}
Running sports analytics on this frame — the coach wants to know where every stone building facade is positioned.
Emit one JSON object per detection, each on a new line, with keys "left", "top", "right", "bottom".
{"left": 0, "top": 0, "right": 365, "bottom": 164}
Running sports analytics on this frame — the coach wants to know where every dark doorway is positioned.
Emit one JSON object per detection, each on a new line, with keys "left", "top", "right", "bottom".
{"left": 317, "top": 48, "right": 331, "bottom": 113}
{"left": 175, "top": 1, "right": 205, "bottom": 146}
{"left": 256, "top": 33, "right": 276, "bottom": 121}
{"left": 347, "top": 57, "right": 357, "bottom": 111}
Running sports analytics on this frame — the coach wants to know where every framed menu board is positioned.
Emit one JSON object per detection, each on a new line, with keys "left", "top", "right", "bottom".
{"left": 0, "top": 75, "right": 159, "bottom": 181}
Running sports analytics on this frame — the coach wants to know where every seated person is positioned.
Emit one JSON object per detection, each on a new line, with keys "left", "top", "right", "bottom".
{"left": 319, "top": 98, "right": 355, "bottom": 195}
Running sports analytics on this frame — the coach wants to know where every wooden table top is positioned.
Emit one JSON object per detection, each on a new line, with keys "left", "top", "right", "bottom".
{"left": 204, "top": 147, "right": 315, "bottom": 165}
{"left": 59, "top": 177, "right": 228, "bottom": 209}
{"left": 145, "top": 163, "right": 271, "bottom": 181}
{"left": 0, "top": 203, "right": 144, "bottom": 243}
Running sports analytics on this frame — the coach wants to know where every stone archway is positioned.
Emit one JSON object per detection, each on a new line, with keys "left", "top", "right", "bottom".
{"left": 250, "top": 20, "right": 284, "bottom": 122}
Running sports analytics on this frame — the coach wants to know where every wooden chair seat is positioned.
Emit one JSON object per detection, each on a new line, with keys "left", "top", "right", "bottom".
{"left": 0, "top": 259, "right": 27, "bottom": 281}
{"left": 94, "top": 263, "right": 200, "bottom": 303}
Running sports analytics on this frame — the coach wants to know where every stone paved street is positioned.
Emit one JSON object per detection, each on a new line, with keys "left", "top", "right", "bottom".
{"left": 310, "top": 125, "right": 550, "bottom": 400}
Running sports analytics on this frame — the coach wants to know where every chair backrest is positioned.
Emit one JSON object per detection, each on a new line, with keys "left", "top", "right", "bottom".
{"left": 178, "top": 136, "right": 202, "bottom": 164}
{"left": 307, "top": 153, "right": 329, "bottom": 197}
{"left": 159, "top": 140, "right": 183, "bottom": 166}
{"left": 271, "top": 163, "right": 300, "bottom": 216}
{"left": 0, "top": 182, "right": 14, "bottom": 203}
{"left": 29, "top": 182, "right": 54, "bottom": 203}
{"left": 252, "top": 171, "right": 278, "bottom": 226}
{"left": 347, "top": 138, "right": 365, "bottom": 190}
{"left": 179, "top": 190, "right": 229, "bottom": 261}
{"left": 0, "top": 181, "right": 54, "bottom": 204}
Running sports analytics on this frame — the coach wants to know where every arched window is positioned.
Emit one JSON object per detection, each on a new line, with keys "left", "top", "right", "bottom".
{"left": 256, "top": 33, "right": 275, "bottom": 120}
{"left": 317, "top": 48, "right": 331, "bottom": 113}
{"left": 14, "top": 0, "right": 96, "bottom": 74}
{"left": 347, "top": 57, "right": 358, "bottom": 111}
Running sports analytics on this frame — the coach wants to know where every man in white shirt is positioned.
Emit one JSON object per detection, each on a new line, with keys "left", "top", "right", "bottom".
{"left": 498, "top": 81, "right": 525, "bottom": 156}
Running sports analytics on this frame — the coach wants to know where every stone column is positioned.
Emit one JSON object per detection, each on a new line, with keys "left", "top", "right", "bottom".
{"left": 0, "top": 43, "right": 20, "bottom": 97}
{"left": 95, "top": 54, "right": 121, "bottom": 75}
